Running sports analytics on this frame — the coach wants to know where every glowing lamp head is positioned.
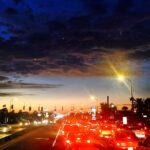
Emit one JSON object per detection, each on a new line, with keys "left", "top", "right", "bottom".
{"left": 118, "top": 74, "right": 125, "bottom": 81}
{"left": 90, "top": 95, "right": 96, "bottom": 101}
{"left": 2, "top": 127, "right": 7, "bottom": 133}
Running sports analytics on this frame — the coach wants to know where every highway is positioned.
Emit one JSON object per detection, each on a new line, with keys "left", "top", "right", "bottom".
{"left": 0, "top": 125, "right": 58, "bottom": 150}
{"left": 0, "top": 116, "right": 149, "bottom": 150}
{"left": 0, "top": 125, "right": 113, "bottom": 150}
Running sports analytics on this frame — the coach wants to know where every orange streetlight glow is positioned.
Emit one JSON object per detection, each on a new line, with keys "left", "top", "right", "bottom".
{"left": 118, "top": 74, "right": 125, "bottom": 82}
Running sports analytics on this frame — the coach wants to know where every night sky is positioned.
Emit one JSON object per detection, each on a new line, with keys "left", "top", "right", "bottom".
{"left": 0, "top": 0, "right": 150, "bottom": 111}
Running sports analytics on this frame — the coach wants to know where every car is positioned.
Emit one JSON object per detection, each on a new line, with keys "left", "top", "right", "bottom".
{"left": 19, "top": 120, "right": 30, "bottom": 127}
{"left": 88, "top": 122, "right": 100, "bottom": 132}
{"left": 131, "top": 127, "right": 146, "bottom": 139}
{"left": 138, "top": 135, "right": 150, "bottom": 148}
{"left": 64, "top": 132, "right": 93, "bottom": 147}
{"left": 127, "top": 123, "right": 148, "bottom": 139}
{"left": 42, "top": 119, "right": 49, "bottom": 125}
{"left": 99, "top": 125, "right": 115, "bottom": 138}
{"left": 49, "top": 119, "right": 56, "bottom": 124}
{"left": 33, "top": 120, "right": 42, "bottom": 125}
{"left": 68, "top": 143, "right": 108, "bottom": 150}
{"left": 0, "top": 124, "right": 12, "bottom": 133}
{"left": 60, "top": 124, "right": 79, "bottom": 137}
{"left": 113, "top": 129, "right": 139, "bottom": 150}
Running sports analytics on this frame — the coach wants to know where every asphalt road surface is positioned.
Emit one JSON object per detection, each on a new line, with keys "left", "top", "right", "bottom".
{"left": 0, "top": 125, "right": 58, "bottom": 150}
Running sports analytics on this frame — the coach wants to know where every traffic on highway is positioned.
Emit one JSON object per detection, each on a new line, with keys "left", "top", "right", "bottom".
{"left": 0, "top": 110, "right": 149, "bottom": 150}
{"left": 53, "top": 112, "right": 150, "bottom": 150}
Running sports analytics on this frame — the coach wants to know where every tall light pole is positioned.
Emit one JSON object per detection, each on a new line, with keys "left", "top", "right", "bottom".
{"left": 117, "top": 75, "right": 134, "bottom": 111}
{"left": 90, "top": 96, "right": 99, "bottom": 113}
{"left": 128, "top": 79, "right": 135, "bottom": 111}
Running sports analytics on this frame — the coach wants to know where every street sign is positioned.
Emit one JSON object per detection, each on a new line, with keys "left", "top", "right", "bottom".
{"left": 123, "top": 117, "right": 127, "bottom": 125}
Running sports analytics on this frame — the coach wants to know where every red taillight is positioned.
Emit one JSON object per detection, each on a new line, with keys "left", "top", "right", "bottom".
{"left": 66, "top": 140, "right": 70, "bottom": 144}
{"left": 121, "top": 142, "right": 126, "bottom": 146}
{"left": 138, "top": 123, "right": 142, "bottom": 126}
{"left": 127, "top": 137, "right": 131, "bottom": 139}
{"left": 87, "top": 140, "right": 90, "bottom": 143}
{"left": 77, "top": 137, "right": 80, "bottom": 140}
{"left": 117, "top": 142, "right": 120, "bottom": 146}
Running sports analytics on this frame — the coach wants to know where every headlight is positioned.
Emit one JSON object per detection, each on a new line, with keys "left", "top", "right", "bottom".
{"left": 2, "top": 127, "right": 7, "bottom": 133}
{"left": 25, "top": 123, "right": 28, "bottom": 126}
{"left": 34, "top": 121, "right": 37, "bottom": 124}
{"left": 19, "top": 122, "right": 23, "bottom": 126}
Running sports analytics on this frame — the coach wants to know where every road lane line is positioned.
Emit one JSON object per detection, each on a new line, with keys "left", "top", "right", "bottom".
{"left": 35, "top": 137, "right": 49, "bottom": 140}
{"left": 52, "top": 113, "right": 71, "bottom": 147}
{"left": 52, "top": 126, "right": 62, "bottom": 147}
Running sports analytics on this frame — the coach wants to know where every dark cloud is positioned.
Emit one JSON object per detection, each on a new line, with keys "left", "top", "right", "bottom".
{"left": 0, "top": 82, "right": 63, "bottom": 89}
{"left": 5, "top": 8, "right": 19, "bottom": 15}
{"left": 129, "top": 49, "right": 150, "bottom": 60}
{"left": 82, "top": 0, "right": 107, "bottom": 15}
{"left": 68, "top": 16, "right": 91, "bottom": 30}
{"left": 0, "top": 0, "right": 149, "bottom": 76}
{"left": 115, "top": 0, "right": 134, "bottom": 14}
{"left": 13, "top": 0, "right": 24, "bottom": 4}
{"left": 24, "top": 5, "right": 35, "bottom": 20}
{"left": 0, "top": 92, "right": 32, "bottom": 97}
{"left": 28, "top": 32, "right": 52, "bottom": 44}
{"left": 46, "top": 21, "right": 66, "bottom": 32}
{"left": 56, "top": 54, "right": 87, "bottom": 69}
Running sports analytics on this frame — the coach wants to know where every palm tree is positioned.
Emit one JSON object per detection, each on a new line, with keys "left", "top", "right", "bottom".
{"left": 144, "top": 98, "right": 150, "bottom": 115}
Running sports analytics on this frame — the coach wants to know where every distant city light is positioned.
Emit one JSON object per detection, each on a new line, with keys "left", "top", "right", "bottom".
{"left": 143, "top": 115, "right": 147, "bottom": 118}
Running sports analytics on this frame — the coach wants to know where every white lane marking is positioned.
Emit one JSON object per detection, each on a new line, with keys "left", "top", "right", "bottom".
{"left": 52, "top": 126, "right": 62, "bottom": 147}
{"left": 52, "top": 113, "right": 75, "bottom": 147}
{"left": 35, "top": 137, "right": 49, "bottom": 140}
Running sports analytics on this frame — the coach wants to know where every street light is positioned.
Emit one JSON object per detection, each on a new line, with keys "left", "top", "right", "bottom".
{"left": 90, "top": 95, "right": 99, "bottom": 113}
{"left": 118, "top": 75, "right": 125, "bottom": 82}
{"left": 117, "top": 74, "right": 134, "bottom": 111}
